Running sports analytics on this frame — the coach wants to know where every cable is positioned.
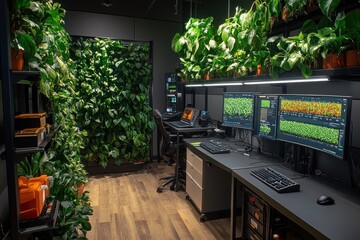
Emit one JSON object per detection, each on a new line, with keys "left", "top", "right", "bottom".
{"left": 174, "top": 0, "right": 178, "bottom": 15}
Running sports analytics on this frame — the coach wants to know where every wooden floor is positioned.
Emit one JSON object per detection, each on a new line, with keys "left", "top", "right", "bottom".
{"left": 85, "top": 162, "right": 231, "bottom": 240}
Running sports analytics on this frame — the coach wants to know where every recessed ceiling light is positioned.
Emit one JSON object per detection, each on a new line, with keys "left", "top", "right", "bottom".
{"left": 102, "top": 0, "right": 113, "bottom": 7}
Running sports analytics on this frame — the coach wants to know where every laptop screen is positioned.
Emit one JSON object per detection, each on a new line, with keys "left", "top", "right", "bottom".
{"left": 181, "top": 108, "right": 194, "bottom": 121}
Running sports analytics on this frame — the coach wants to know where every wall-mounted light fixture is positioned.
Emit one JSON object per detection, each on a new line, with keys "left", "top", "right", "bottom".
{"left": 243, "top": 77, "right": 329, "bottom": 85}
{"left": 185, "top": 77, "right": 329, "bottom": 88}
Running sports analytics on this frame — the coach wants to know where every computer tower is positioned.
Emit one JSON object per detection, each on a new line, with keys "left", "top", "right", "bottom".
{"left": 165, "top": 73, "right": 184, "bottom": 113}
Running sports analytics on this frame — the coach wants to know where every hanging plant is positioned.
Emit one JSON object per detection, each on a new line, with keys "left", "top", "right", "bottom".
{"left": 71, "top": 38, "right": 154, "bottom": 168}
{"left": 11, "top": 0, "right": 93, "bottom": 238}
{"left": 172, "top": 17, "right": 217, "bottom": 81}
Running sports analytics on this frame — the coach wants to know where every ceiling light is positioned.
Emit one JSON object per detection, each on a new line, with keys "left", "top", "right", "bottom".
{"left": 102, "top": 0, "right": 113, "bottom": 7}
{"left": 243, "top": 77, "right": 329, "bottom": 85}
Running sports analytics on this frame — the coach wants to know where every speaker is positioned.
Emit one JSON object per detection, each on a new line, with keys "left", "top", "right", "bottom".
{"left": 199, "top": 110, "right": 210, "bottom": 127}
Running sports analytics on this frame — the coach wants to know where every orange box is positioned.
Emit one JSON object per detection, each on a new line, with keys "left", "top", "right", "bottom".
{"left": 18, "top": 175, "right": 49, "bottom": 220}
{"left": 15, "top": 112, "right": 46, "bottom": 130}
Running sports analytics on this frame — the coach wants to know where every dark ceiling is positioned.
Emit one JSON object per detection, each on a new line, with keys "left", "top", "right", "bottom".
{"left": 56, "top": 0, "right": 186, "bottom": 22}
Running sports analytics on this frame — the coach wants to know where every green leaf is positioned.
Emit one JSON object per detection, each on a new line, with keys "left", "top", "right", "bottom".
{"left": 318, "top": 0, "right": 341, "bottom": 17}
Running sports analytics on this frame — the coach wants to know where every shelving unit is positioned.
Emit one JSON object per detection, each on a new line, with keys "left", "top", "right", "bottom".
{"left": 0, "top": 1, "right": 58, "bottom": 239}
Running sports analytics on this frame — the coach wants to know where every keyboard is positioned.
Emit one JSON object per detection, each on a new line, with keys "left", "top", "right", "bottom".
{"left": 168, "top": 121, "right": 193, "bottom": 128}
{"left": 200, "top": 140, "right": 230, "bottom": 154}
{"left": 250, "top": 167, "right": 300, "bottom": 193}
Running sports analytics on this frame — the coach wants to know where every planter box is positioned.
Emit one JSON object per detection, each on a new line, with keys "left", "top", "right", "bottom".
{"left": 83, "top": 159, "right": 145, "bottom": 175}
{"left": 15, "top": 112, "right": 46, "bottom": 130}
{"left": 15, "top": 127, "right": 46, "bottom": 148}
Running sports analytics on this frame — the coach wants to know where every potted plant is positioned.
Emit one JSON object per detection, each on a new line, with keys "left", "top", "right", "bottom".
{"left": 172, "top": 17, "right": 216, "bottom": 81}
{"left": 344, "top": 9, "right": 360, "bottom": 67}
{"left": 312, "top": 12, "right": 350, "bottom": 69}
{"left": 318, "top": 0, "right": 341, "bottom": 18}
{"left": 10, "top": 0, "right": 38, "bottom": 70}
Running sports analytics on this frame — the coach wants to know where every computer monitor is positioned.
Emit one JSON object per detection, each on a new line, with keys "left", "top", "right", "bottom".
{"left": 276, "top": 95, "right": 351, "bottom": 159}
{"left": 222, "top": 92, "right": 255, "bottom": 130}
{"left": 254, "top": 95, "right": 279, "bottom": 140}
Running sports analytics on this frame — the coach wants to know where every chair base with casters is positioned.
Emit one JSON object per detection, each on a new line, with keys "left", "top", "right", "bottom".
{"left": 153, "top": 109, "right": 186, "bottom": 193}
{"left": 156, "top": 167, "right": 186, "bottom": 192}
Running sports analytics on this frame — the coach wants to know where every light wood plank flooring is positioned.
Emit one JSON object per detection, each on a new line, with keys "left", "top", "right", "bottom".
{"left": 85, "top": 162, "right": 231, "bottom": 240}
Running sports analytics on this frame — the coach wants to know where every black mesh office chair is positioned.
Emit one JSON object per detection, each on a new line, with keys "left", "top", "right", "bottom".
{"left": 153, "top": 109, "right": 185, "bottom": 192}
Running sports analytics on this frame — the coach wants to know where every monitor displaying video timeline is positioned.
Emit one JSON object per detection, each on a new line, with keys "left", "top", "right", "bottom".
{"left": 254, "top": 95, "right": 279, "bottom": 140}
{"left": 276, "top": 95, "right": 351, "bottom": 159}
{"left": 222, "top": 92, "right": 255, "bottom": 130}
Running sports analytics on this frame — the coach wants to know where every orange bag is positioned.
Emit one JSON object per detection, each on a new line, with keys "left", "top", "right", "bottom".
{"left": 18, "top": 175, "right": 49, "bottom": 220}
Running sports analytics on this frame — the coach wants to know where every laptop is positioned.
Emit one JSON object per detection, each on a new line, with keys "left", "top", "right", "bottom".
{"left": 167, "top": 108, "right": 200, "bottom": 128}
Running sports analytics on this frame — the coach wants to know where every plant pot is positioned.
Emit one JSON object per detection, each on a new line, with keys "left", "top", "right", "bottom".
{"left": 322, "top": 53, "right": 345, "bottom": 69}
{"left": 203, "top": 73, "right": 210, "bottom": 80}
{"left": 11, "top": 48, "right": 24, "bottom": 71}
{"left": 346, "top": 50, "right": 360, "bottom": 67}
{"left": 256, "top": 64, "right": 267, "bottom": 75}
{"left": 77, "top": 183, "right": 85, "bottom": 197}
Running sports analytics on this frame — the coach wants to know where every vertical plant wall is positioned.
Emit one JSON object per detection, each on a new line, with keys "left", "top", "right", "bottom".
{"left": 71, "top": 38, "right": 154, "bottom": 168}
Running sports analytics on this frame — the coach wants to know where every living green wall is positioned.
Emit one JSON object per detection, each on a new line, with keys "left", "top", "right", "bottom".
{"left": 71, "top": 38, "right": 154, "bottom": 168}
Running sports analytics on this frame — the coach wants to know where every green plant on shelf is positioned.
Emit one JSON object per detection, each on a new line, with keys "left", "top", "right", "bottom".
{"left": 172, "top": 17, "right": 217, "bottom": 81}
{"left": 11, "top": 0, "right": 93, "bottom": 238}
{"left": 260, "top": 125, "right": 271, "bottom": 134}
{"left": 261, "top": 100, "right": 271, "bottom": 108}
{"left": 224, "top": 97, "right": 253, "bottom": 118}
{"left": 279, "top": 120, "right": 339, "bottom": 145}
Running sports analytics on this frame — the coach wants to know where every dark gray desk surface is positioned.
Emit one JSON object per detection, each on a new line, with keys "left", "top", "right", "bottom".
{"left": 184, "top": 138, "right": 281, "bottom": 172}
{"left": 184, "top": 137, "right": 360, "bottom": 240}
{"left": 233, "top": 164, "right": 360, "bottom": 240}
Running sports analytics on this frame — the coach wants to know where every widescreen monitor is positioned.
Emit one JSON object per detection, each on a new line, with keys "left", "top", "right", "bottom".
{"left": 254, "top": 95, "right": 279, "bottom": 140}
{"left": 276, "top": 95, "right": 351, "bottom": 159}
{"left": 222, "top": 92, "right": 255, "bottom": 130}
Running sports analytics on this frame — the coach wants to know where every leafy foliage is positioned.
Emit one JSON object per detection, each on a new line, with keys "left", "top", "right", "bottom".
{"left": 172, "top": 17, "right": 216, "bottom": 81}
{"left": 279, "top": 120, "right": 339, "bottom": 145}
{"left": 260, "top": 125, "right": 271, "bottom": 134}
{"left": 11, "top": 0, "right": 92, "bottom": 238}
{"left": 71, "top": 38, "right": 154, "bottom": 167}
{"left": 261, "top": 100, "right": 271, "bottom": 108}
{"left": 281, "top": 99, "right": 342, "bottom": 117}
{"left": 224, "top": 97, "right": 253, "bottom": 118}
{"left": 344, "top": 8, "right": 360, "bottom": 50}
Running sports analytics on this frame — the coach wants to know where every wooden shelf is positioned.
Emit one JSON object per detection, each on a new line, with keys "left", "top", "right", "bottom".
{"left": 11, "top": 71, "right": 41, "bottom": 85}
{"left": 19, "top": 200, "right": 59, "bottom": 236}
{"left": 15, "top": 125, "right": 59, "bottom": 157}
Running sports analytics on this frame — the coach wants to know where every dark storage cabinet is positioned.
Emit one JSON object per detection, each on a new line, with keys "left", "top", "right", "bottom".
{"left": 165, "top": 73, "right": 184, "bottom": 113}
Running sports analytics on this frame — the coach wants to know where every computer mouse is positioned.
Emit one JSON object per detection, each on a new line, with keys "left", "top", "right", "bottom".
{"left": 317, "top": 195, "right": 335, "bottom": 205}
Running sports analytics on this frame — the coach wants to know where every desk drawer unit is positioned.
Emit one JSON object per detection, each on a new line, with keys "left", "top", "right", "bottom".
{"left": 186, "top": 160, "right": 203, "bottom": 187}
{"left": 186, "top": 149, "right": 203, "bottom": 173}
{"left": 186, "top": 148, "right": 231, "bottom": 220}
{"left": 186, "top": 172, "right": 203, "bottom": 210}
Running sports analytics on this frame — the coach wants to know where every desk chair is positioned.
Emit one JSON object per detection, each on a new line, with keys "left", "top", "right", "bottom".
{"left": 153, "top": 109, "right": 185, "bottom": 192}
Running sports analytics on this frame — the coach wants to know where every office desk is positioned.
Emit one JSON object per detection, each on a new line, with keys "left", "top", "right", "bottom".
{"left": 231, "top": 164, "right": 360, "bottom": 240}
{"left": 183, "top": 138, "right": 281, "bottom": 221}
{"left": 184, "top": 138, "right": 280, "bottom": 172}
{"left": 164, "top": 123, "right": 215, "bottom": 191}
{"left": 183, "top": 138, "right": 360, "bottom": 239}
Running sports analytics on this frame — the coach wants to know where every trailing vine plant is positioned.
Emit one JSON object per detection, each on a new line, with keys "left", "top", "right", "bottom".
{"left": 11, "top": 0, "right": 93, "bottom": 239}
{"left": 71, "top": 38, "right": 154, "bottom": 168}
